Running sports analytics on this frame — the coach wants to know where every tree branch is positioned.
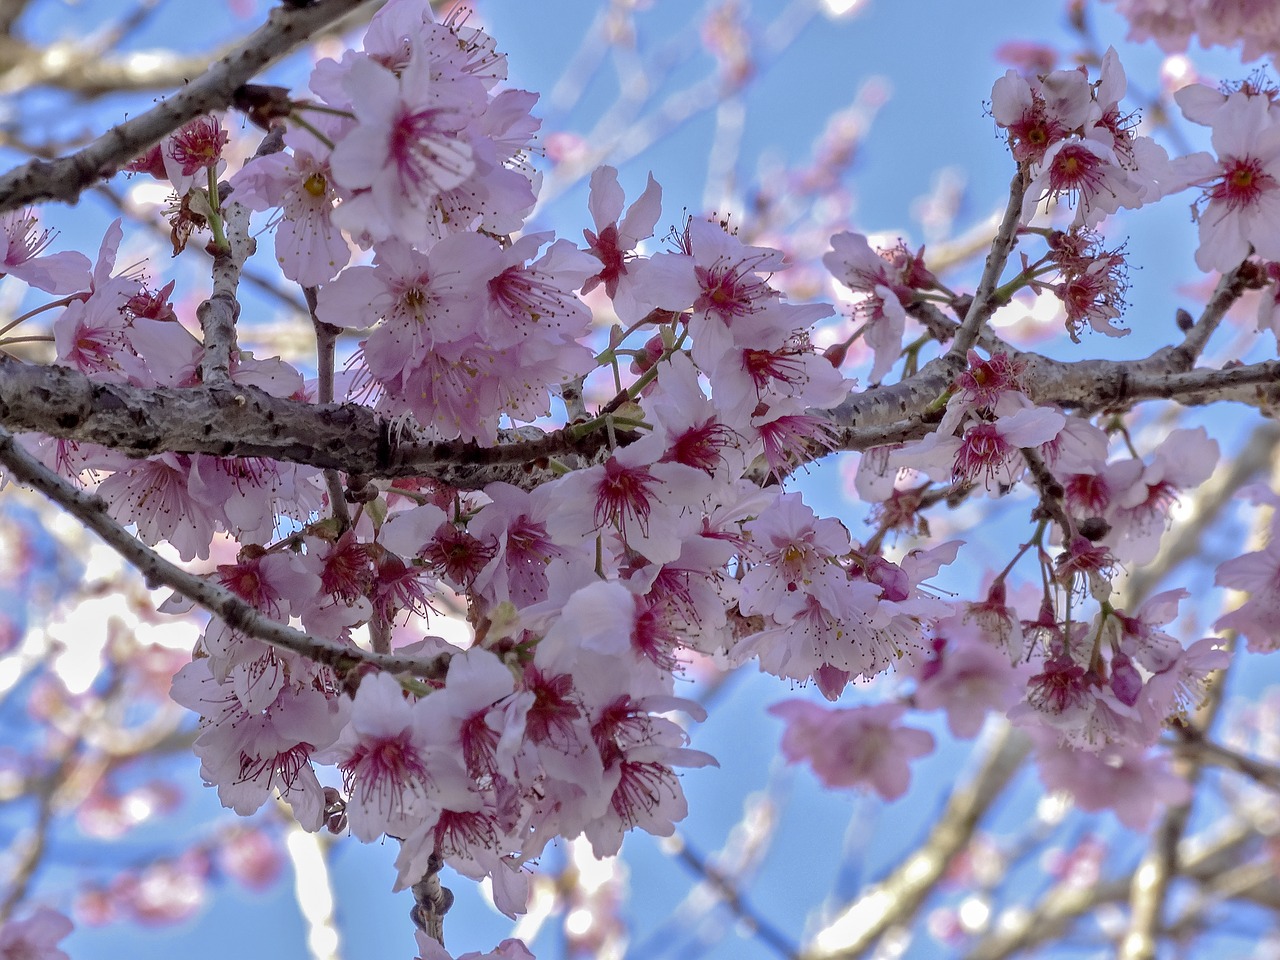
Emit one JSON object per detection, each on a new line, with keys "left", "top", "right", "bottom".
{"left": 948, "top": 168, "right": 1026, "bottom": 359}
{"left": 0, "top": 0, "right": 373, "bottom": 212}
{"left": 3, "top": 345, "right": 1279, "bottom": 490}
{"left": 196, "top": 201, "right": 253, "bottom": 387}
{"left": 0, "top": 425, "right": 451, "bottom": 679}
{"left": 964, "top": 820, "right": 1263, "bottom": 960}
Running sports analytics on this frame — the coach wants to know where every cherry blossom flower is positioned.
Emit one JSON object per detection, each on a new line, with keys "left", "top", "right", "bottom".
{"left": 914, "top": 628, "right": 1030, "bottom": 738}
{"left": 892, "top": 403, "right": 1066, "bottom": 489}
{"left": 1023, "top": 131, "right": 1146, "bottom": 228}
{"left": 1215, "top": 538, "right": 1280, "bottom": 652}
{"left": 823, "top": 231, "right": 912, "bottom": 383}
{"left": 548, "top": 431, "right": 714, "bottom": 565}
{"left": 1032, "top": 732, "right": 1191, "bottom": 830}
{"left": 315, "top": 672, "right": 471, "bottom": 842}
{"left": 580, "top": 166, "right": 699, "bottom": 323}
{"left": 769, "top": 700, "right": 934, "bottom": 801}
{"left": 416, "top": 933, "right": 535, "bottom": 960}
{"left": 329, "top": 52, "right": 481, "bottom": 246}
{"left": 991, "top": 67, "right": 1088, "bottom": 164}
{"left": 232, "top": 122, "right": 351, "bottom": 286}
{"left": 0, "top": 209, "right": 90, "bottom": 293}
{"left": 0, "top": 907, "right": 73, "bottom": 960}
{"left": 1167, "top": 90, "right": 1280, "bottom": 272}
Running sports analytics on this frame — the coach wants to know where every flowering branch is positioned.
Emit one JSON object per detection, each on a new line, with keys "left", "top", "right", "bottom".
{"left": 3, "top": 347, "right": 1279, "bottom": 492}
{"left": 0, "top": 0, "right": 372, "bottom": 213}
{"left": 0, "top": 425, "right": 450, "bottom": 679}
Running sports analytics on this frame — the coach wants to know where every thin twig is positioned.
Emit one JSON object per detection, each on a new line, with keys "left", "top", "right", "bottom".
{"left": 304, "top": 285, "right": 351, "bottom": 530}
{"left": 196, "top": 200, "right": 252, "bottom": 386}
{"left": 948, "top": 168, "right": 1026, "bottom": 359}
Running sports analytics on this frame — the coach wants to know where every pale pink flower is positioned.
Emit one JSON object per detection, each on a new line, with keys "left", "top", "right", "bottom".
{"left": 0, "top": 907, "right": 73, "bottom": 960}
{"left": 548, "top": 430, "right": 714, "bottom": 565}
{"left": 1032, "top": 733, "right": 1190, "bottom": 830}
{"left": 1022, "top": 131, "right": 1146, "bottom": 228}
{"left": 892, "top": 404, "right": 1065, "bottom": 489}
{"left": 914, "top": 629, "right": 1029, "bottom": 738}
{"left": 823, "top": 231, "right": 912, "bottom": 383}
{"left": 991, "top": 69, "right": 1078, "bottom": 165}
{"left": 416, "top": 933, "right": 535, "bottom": 960}
{"left": 471, "top": 482, "right": 587, "bottom": 609}
{"left": 769, "top": 700, "right": 934, "bottom": 800}
{"left": 0, "top": 209, "right": 90, "bottom": 293}
{"left": 232, "top": 124, "right": 351, "bottom": 286}
{"left": 1102, "top": 426, "right": 1217, "bottom": 565}
{"left": 580, "top": 166, "right": 699, "bottom": 324}
{"left": 95, "top": 453, "right": 217, "bottom": 562}
{"left": 1215, "top": 538, "right": 1280, "bottom": 652}
{"left": 740, "top": 491, "right": 850, "bottom": 612}
{"left": 315, "top": 672, "right": 470, "bottom": 842}
{"left": 1168, "top": 91, "right": 1280, "bottom": 272}
{"left": 329, "top": 52, "right": 480, "bottom": 245}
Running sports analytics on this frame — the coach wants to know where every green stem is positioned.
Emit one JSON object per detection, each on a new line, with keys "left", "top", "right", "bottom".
{"left": 289, "top": 111, "right": 337, "bottom": 151}
{"left": 206, "top": 166, "right": 229, "bottom": 253}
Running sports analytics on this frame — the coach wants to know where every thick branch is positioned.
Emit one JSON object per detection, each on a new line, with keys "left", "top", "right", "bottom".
{"left": 0, "top": 0, "right": 372, "bottom": 212}
{"left": 3, "top": 349, "right": 1278, "bottom": 488}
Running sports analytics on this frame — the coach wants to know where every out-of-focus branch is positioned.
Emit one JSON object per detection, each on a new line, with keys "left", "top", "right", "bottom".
{"left": 0, "top": 663, "right": 126, "bottom": 923}
{"left": 285, "top": 826, "right": 343, "bottom": 960}
{"left": 0, "top": 0, "right": 373, "bottom": 213}
{"left": 671, "top": 837, "right": 800, "bottom": 960}
{"left": 661, "top": 786, "right": 795, "bottom": 960}
{"left": 965, "top": 821, "right": 1264, "bottom": 960}
{"left": 802, "top": 724, "right": 1031, "bottom": 960}
{"left": 1170, "top": 730, "right": 1280, "bottom": 791}
{"left": 0, "top": 39, "right": 220, "bottom": 96}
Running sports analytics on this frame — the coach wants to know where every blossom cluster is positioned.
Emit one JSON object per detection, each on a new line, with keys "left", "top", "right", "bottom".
{"left": 992, "top": 47, "right": 1169, "bottom": 230}
{"left": 1107, "top": 0, "right": 1280, "bottom": 62}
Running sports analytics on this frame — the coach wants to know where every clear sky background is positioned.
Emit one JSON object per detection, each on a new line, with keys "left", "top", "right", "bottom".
{"left": 3, "top": 1, "right": 1278, "bottom": 959}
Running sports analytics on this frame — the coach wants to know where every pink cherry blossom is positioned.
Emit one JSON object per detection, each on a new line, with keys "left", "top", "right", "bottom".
{"left": 315, "top": 672, "right": 471, "bottom": 842}
{"left": 329, "top": 52, "right": 480, "bottom": 245}
{"left": 1168, "top": 90, "right": 1280, "bottom": 272}
{"left": 580, "top": 166, "right": 699, "bottom": 324}
{"left": 0, "top": 907, "right": 73, "bottom": 960}
{"left": 769, "top": 700, "right": 934, "bottom": 801}
{"left": 0, "top": 209, "right": 90, "bottom": 294}
{"left": 232, "top": 124, "right": 351, "bottom": 286}
{"left": 1032, "top": 733, "right": 1191, "bottom": 831}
